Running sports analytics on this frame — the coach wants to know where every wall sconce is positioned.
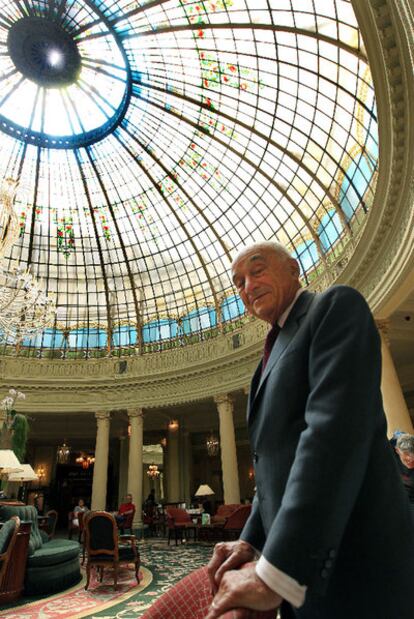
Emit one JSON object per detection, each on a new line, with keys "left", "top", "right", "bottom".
{"left": 168, "top": 419, "right": 179, "bottom": 432}
{"left": 76, "top": 453, "right": 95, "bottom": 470}
{"left": 248, "top": 467, "right": 255, "bottom": 481}
{"left": 36, "top": 465, "right": 45, "bottom": 482}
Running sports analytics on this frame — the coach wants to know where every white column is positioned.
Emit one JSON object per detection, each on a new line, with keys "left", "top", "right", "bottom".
{"left": 127, "top": 408, "right": 144, "bottom": 527}
{"left": 91, "top": 411, "right": 111, "bottom": 510}
{"left": 181, "top": 430, "right": 192, "bottom": 507}
{"left": 215, "top": 394, "right": 240, "bottom": 504}
{"left": 118, "top": 436, "right": 129, "bottom": 506}
{"left": 377, "top": 320, "right": 414, "bottom": 436}
{"left": 167, "top": 425, "right": 180, "bottom": 502}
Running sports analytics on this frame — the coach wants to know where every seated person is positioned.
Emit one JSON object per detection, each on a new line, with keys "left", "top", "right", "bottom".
{"left": 394, "top": 433, "right": 414, "bottom": 524}
{"left": 144, "top": 489, "right": 156, "bottom": 508}
{"left": 72, "top": 497, "right": 89, "bottom": 527}
{"left": 115, "top": 493, "right": 135, "bottom": 526}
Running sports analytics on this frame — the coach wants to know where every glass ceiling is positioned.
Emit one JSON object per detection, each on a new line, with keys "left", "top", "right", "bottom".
{"left": 0, "top": 0, "right": 378, "bottom": 358}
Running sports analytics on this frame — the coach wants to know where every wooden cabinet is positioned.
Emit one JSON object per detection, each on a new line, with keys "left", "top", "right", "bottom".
{"left": 0, "top": 520, "right": 31, "bottom": 605}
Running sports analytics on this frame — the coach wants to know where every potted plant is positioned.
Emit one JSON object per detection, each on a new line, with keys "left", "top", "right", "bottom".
{"left": 0, "top": 389, "right": 29, "bottom": 462}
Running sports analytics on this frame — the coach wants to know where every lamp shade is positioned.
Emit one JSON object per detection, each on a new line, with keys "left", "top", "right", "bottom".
{"left": 0, "top": 449, "right": 24, "bottom": 474}
{"left": 7, "top": 464, "right": 38, "bottom": 482}
{"left": 194, "top": 484, "right": 215, "bottom": 497}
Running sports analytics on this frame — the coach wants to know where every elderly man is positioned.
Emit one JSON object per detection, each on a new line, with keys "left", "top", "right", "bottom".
{"left": 394, "top": 433, "right": 414, "bottom": 524}
{"left": 206, "top": 241, "right": 414, "bottom": 619}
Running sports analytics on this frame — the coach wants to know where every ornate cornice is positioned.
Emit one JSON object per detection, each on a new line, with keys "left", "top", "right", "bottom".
{"left": 343, "top": 1, "right": 414, "bottom": 313}
{"left": 0, "top": 319, "right": 267, "bottom": 412}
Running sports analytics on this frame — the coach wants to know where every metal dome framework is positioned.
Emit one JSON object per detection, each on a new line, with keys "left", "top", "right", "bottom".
{"left": 0, "top": 0, "right": 378, "bottom": 359}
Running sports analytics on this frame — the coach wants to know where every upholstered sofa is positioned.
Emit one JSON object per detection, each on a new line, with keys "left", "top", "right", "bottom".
{"left": 210, "top": 503, "right": 243, "bottom": 525}
{"left": 0, "top": 504, "right": 81, "bottom": 596}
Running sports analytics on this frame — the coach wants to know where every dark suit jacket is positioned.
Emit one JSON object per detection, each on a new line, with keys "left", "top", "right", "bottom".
{"left": 240, "top": 286, "right": 414, "bottom": 618}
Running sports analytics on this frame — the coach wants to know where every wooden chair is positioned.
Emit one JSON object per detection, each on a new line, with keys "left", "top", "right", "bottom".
{"left": 45, "top": 509, "right": 58, "bottom": 540}
{"left": 0, "top": 516, "right": 20, "bottom": 589}
{"left": 165, "top": 507, "right": 197, "bottom": 545}
{"left": 68, "top": 511, "right": 78, "bottom": 539}
{"left": 81, "top": 510, "right": 91, "bottom": 565}
{"left": 84, "top": 511, "right": 140, "bottom": 590}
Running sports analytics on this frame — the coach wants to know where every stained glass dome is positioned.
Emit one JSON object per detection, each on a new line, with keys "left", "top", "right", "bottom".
{"left": 0, "top": 0, "right": 378, "bottom": 358}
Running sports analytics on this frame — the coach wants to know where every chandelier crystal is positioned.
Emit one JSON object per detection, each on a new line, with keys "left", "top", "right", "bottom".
{"left": 0, "top": 178, "right": 57, "bottom": 343}
{"left": 0, "top": 178, "right": 20, "bottom": 259}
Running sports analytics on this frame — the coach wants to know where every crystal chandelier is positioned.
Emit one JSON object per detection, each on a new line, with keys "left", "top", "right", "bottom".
{"left": 56, "top": 441, "right": 71, "bottom": 464}
{"left": 147, "top": 463, "right": 160, "bottom": 478}
{"left": 0, "top": 178, "right": 56, "bottom": 343}
{"left": 206, "top": 433, "right": 220, "bottom": 457}
{"left": 0, "top": 265, "right": 57, "bottom": 341}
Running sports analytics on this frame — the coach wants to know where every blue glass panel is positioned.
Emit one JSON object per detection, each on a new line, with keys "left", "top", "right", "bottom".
{"left": 21, "top": 328, "right": 65, "bottom": 349}
{"left": 318, "top": 210, "right": 343, "bottom": 251}
{"left": 291, "top": 241, "right": 318, "bottom": 275}
{"left": 68, "top": 328, "right": 107, "bottom": 349}
{"left": 340, "top": 153, "right": 376, "bottom": 220}
{"left": 181, "top": 307, "right": 217, "bottom": 334}
{"left": 221, "top": 295, "right": 245, "bottom": 322}
{"left": 112, "top": 325, "right": 137, "bottom": 347}
{"left": 142, "top": 319, "right": 179, "bottom": 342}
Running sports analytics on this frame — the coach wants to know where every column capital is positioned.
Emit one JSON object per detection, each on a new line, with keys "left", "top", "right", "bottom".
{"left": 214, "top": 393, "right": 233, "bottom": 407}
{"left": 95, "top": 410, "right": 111, "bottom": 421}
{"left": 127, "top": 408, "right": 144, "bottom": 419}
{"left": 376, "top": 318, "right": 391, "bottom": 345}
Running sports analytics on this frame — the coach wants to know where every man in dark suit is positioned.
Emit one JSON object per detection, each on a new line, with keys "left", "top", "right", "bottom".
{"left": 206, "top": 241, "right": 414, "bottom": 619}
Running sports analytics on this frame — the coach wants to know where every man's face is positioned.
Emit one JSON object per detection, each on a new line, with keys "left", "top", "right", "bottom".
{"left": 125, "top": 495, "right": 132, "bottom": 502}
{"left": 397, "top": 449, "right": 414, "bottom": 469}
{"left": 232, "top": 246, "right": 300, "bottom": 325}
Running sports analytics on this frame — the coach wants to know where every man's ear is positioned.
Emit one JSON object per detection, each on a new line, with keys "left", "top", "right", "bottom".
{"left": 290, "top": 258, "right": 300, "bottom": 278}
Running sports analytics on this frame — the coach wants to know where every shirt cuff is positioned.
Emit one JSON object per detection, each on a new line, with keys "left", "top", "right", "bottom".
{"left": 256, "top": 556, "right": 307, "bottom": 608}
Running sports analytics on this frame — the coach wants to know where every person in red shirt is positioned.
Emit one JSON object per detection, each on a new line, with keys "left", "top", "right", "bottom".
{"left": 115, "top": 493, "right": 135, "bottom": 526}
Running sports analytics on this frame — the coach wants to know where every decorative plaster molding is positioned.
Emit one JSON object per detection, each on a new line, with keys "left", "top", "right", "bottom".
{"left": 0, "top": 319, "right": 266, "bottom": 411}
{"left": 343, "top": 1, "right": 414, "bottom": 313}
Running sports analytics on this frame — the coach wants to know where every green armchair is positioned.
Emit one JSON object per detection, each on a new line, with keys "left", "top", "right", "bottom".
{"left": 0, "top": 504, "right": 81, "bottom": 596}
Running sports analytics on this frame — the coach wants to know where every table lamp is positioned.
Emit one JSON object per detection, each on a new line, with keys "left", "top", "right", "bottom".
{"left": 8, "top": 464, "right": 39, "bottom": 503}
{"left": 7, "top": 464, "right": 38, "bottom": 482}
{"left": 0, "top": 449, "right": 24, "bottom": 476}
{"left": 194, "top": 484, "right": 215, "bottom": 500}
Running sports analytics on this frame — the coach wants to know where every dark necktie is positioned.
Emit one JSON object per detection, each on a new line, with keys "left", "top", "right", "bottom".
{"left": 262, "top": 323, "right": 280, "bottom": 371}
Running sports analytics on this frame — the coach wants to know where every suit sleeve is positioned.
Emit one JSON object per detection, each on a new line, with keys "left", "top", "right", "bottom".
{"left": 239, "top": 492, "right": 266, "bottom": 551}
{"left": 259, "top": 286, "right": 383, "bottom": 594}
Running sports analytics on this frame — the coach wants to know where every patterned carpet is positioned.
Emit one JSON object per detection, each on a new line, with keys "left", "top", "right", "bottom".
{"left": 1, "top": 540, "right": 213, "bottom": 619}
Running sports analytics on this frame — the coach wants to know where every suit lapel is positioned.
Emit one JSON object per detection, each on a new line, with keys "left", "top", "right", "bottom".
{"left": 248, "top": 290, "right": 316, "bottom": 418}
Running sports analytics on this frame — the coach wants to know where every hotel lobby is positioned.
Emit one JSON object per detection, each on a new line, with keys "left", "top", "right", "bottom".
{"left": 1, "top": 0, "right": 414, "bottom": 617}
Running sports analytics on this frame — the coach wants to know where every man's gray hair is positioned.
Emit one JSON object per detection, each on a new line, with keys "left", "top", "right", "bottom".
{"left": 396, "top": 433, "right": 414, "bottom": 453}
{"left": 233, "top": 240, "right": 292, "bottom": 263}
